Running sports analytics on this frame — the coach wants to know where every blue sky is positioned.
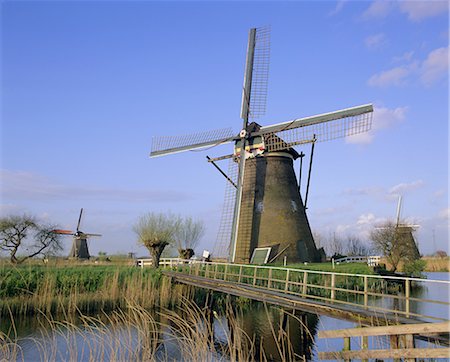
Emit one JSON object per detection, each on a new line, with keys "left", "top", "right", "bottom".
{"left": 1, "top": 1, "right": 448, "bottom": 257}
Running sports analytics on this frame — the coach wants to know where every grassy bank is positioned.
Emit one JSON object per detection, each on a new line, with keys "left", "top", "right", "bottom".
{"left": 0, "top": 264, "right": 198, "bottom": 316}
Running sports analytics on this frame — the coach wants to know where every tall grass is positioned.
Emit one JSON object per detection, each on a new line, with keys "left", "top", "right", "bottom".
{"left": 1, "top": 299, "right": 310, "bottom": 361}
{"left": 0, "top": 265, "right": 189, "bottom": 316}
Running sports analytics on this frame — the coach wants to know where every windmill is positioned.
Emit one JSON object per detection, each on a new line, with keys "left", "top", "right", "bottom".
{"left": 150, "top": 27, "right": 373, "bottom": 263}
{"left": 52, "top": 208, "right": 102, "bottom": 259}
{"left": 393, "top": 196, "right": 421, "bottom": 260}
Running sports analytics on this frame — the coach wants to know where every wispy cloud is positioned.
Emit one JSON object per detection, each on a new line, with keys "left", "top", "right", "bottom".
{"left": 389, "top": 180, "right": 425, "bottom": 195}
{"left": 399, "top": 1, "right": 449, "bottom": 22}
{"left": 0, "top": 169, "right": 189, "bottom": 203}
{"left": 392, "top": 51, "right": 415, "bottom": 63}
{"left": 364, "top": 33, "right": 387, "bottom": 50}
{"left": 362, "top": 0, "right": 448, "bottom": 21}
{"left": 362, "top": 1, "right": 393, "bottom": 20}
{"left": 368, "top": 63, "right": 417, "bottom": 87}
{"left": 346, "top": 105, "right": 407, "bottom": 144}
{"left": 368, "top": 47, "right": 448, "bottom": 87}
{"left": 420, "top": 47, "right": 449, "bottom": 86}
{"left": 328, "top": 0, "right": 348, "bottom": 16}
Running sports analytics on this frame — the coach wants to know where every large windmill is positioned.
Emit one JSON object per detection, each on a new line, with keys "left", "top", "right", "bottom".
{"left": 52, "top": 208, "right": 102, "bottom": 259}
{"left": 150, "top": 27, "right": 373, "bottom": 263}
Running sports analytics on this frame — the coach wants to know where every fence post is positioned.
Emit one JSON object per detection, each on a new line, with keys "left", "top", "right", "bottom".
{"left": 343, "top": 336, "right": 351, "bottom": 362}
{"left": 404, "top": 334, "right": 415, "bottom": 362}
{"left": 253, "top": 267, "right": 257, "bottom": 286}
{"left": 302, "top": 271, "right": 308, "bottom": 296}
{"left": 268, "top": 268, "right": 272, "bottom": 289}
{"left": 224, "top": 264, "right": 228, "bottom": 281}
{"left": 331, "top": 273, "right": 336, "bottom": 300}
{"left": 238, "top": 265, "right": 243, "bottom": 283}
{"left": 214, "top": 263, "right": 217, "bottom": 279}
{"left": 405, "top": 279, "right": 410, "bottom": 317}
{"left": 361, "top": 335, "right": 368, "bottom": 362}
{"left": 285, "top": 269, "right": 290, "bottom": 292}
{"left": 364, "top": 275, "right": 368, "bottom": 308}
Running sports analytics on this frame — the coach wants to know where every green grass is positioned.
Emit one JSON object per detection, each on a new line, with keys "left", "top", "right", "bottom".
{"left": 0, "top": 264, "right": 193, "bottom": 316}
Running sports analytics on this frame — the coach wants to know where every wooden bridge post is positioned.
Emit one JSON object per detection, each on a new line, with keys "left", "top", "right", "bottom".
{"left": 405, "top": 279, "right": 410, "bottom": 318}
{"left": 343, "top": 336, "right": 351, "bottom": 362}
{"left": 224, "top": 264, "right": 228, "bottom": 281}
{"left": 302, "top": 271, "right": 308, "bottom": 296}
{"left": 213, "top": 263, "right": 218, "bottom": 279}
{"left": 285, "top": 269, "right": 290, "bottom": 291}
{"left": 268, "top": 268, "right": 273, "bottom": 289}
{"left": 361, "top": 335, "right": 368, "bottom": 362}
{"left": 404, "top": 333, "right": 415, "bottom": 362}
{"left": 238, "top": 265, "right": 243, "bottom": 283}
{"left": 364, "top": 275, "right": 368, "bottom": 308}
{"left": 253, "top": 267, "right": 257, "bottom": 286}
{"left": 390, "top": 334, "right": 400, "bottom": 362}
{"left": 331, "top": 273, "right": 336, "bottom": 300}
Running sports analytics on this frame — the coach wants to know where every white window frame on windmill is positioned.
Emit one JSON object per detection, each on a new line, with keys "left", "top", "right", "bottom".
{"left": 250, "top": 247, "right": 272, "bottom": 264}
{"left": 234, "top": 135, "right": 265, "bottom": 159}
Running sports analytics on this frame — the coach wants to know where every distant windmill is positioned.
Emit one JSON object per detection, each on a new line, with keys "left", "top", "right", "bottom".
{"left": 150, "top": 27, "right": 373, "bottom": 263}
{"left": 52, "top": 208, "right": 102, "bottom": 259}
{"left": 393, "top": 196, "right": 420, "bottom": 260}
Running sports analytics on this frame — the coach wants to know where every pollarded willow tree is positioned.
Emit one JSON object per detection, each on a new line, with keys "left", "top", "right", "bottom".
{"left": 133, "top": 212, "right": 179, "bottom": 268}
{"left": 0, "top": 214, "right": 63, "bottom": 264}
{"left": 174, "top": 216, "right": 205, "bottom": 259}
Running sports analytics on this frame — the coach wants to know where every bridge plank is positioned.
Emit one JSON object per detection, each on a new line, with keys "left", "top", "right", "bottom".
{"left": 318, "top": 347, "right": 450, "bottom": 360}
{"left": 318, "top": 322, "right": 450, "bottom": 338}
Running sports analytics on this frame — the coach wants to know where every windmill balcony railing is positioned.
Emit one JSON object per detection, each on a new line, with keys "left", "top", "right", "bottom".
{"left": 143, "top": 259, "right": 450, "bottom": 322}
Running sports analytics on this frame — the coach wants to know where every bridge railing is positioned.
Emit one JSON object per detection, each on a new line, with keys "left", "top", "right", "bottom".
{"left": 165, "top": 261, "right": 449, "bottom": 322}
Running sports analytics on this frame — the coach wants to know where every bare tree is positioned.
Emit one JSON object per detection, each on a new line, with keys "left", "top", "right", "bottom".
{"left": 323, "top": 232, "right": 344, "bottom": 258}
{"left": 133, "top": 212, "right": 178, "bottom": 268}
{"left": 370, "top": 221, "right": 419, "bottom": 272}
{"left": 175, "top": 216, "right": 205, "bottom": 259}
{"left": 0, "top": 215, "right": 63, "bottom": 264}
{"left": 345, "top": 235, "right": 370, "bottom": 256}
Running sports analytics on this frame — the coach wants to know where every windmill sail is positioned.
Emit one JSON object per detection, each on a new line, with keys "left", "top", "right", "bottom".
{"left": 258, "top": 104, "right": 373, "bottom": 152}
{"left": 150, "top": 128, "right": 236, "bottom": 158}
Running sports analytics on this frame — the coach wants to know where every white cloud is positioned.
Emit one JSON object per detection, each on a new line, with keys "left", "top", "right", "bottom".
{"left": 399, "top": 1, "right": 448, "bottom": 21}
{"left": 346, "top": 105, "right": 407, "bottom": 144}
{"left": 362, "top": 0, "right": 448, "bottom": 21}
{"left": 420, "top": 47, "right": 449, "bottom": 86}
{"left": 368, "top": 47, "right": 448, "bottom": 87}
{"left": 357, "top": 213, "right": 376, "bottom": 225}
{"left": 365, "top": 33, "right": 387, "bottom": 50}
{"left": 362, "top": 1, "right": 393, "bottom": 19}
{"left": 392, "top": 51, "right": 415, "bottom": 63}
{"left": 329, "top": 0, "right": 348, "bottom": 16}
{"left": 389, "top": 180, "right": 425, "bottom": 195}
{"left": 368, "top": 63, "right": 416, "bottom": 87}
{"left": 438, "top": 208, "right": 450, "bottom": 220}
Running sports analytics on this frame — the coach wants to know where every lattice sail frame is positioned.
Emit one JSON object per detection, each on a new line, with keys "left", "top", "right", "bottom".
{"left": 150, "top": 127, "right": 235, "bottom": 157}
{"left": 248, "top": 26, "right": 270, "bottom": 119}
{"left": 213, "top": 159, "right": 238, "bottom": 258}
{"left": 261, "top": 109, "right": 373, "bottom": 152}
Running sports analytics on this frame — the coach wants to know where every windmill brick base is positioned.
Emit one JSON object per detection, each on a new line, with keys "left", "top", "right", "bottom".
{"left": 234, "top": 151, "right": 323, "bottom": 264}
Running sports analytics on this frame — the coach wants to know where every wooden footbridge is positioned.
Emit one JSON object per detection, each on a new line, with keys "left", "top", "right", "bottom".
{"left": 138, "top": 258, "right": 450, "bottom": 359}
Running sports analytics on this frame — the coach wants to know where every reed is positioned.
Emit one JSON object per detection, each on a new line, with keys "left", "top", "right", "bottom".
{"left": 0, "top": 265, "right": 182, "bottom": 316}
{"left": 0, "top": 299, "right": 308, "bottom": 361}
